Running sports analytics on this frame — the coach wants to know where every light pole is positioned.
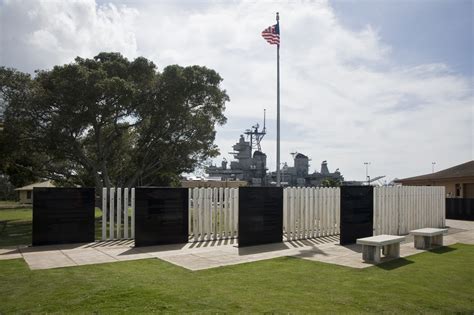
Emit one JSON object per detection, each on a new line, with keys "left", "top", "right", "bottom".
{"left": 432, "top": 162, "right": 436, "bottom": 173}
{"left": 280, "top": 162, "right": 286, "bottom": 186}
{"left": 364, "top": 162, "right": 371, "bottom": 185}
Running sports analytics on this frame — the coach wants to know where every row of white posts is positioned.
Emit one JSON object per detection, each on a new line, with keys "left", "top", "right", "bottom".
{"left": 283, "top": 187, "right": 340, "bottom": 240}
{"left": 373, "top": 186, "right": 445, "bottom": 235}
{"left": 189, "top": 188, "right": 239, "bottom": 241}
{"left": 101, "top": 188, "right": 135, "bottom": 241}
{"left": 101, "top": 186, "right": 446, "bottom": 242}
{"left": 101, "top": 187, "right": 239, "bottom": 242}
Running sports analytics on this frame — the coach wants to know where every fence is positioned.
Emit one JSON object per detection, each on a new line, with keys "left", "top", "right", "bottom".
{"left": 101, "top": 185, "right": 446, "bottom": 242}
{"left": 373, "top": 186, "right": 445, "bottom": 235}
{"left": 189, "top": 187, "right": 239, "bottom": 241}
{"left": 101, "top": 187, "right": 135, "bottom": 241}
{"left": 283, "top": 187, "right": 340, "bottom": 240}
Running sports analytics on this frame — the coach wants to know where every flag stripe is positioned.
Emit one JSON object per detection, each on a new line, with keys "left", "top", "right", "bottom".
{"left": 261, "top": 24, "right": 280, "bottom": 45}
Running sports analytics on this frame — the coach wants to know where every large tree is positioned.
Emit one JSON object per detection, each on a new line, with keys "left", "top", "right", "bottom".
{"left": 1, "top": 52, "right": 229, "bottom": 189}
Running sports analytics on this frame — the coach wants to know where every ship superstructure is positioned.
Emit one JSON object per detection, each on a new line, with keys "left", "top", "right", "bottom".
{"left": 207, "top": 113, "right": 344, "bottom": 187}
{"left": 207, "top": 124, "right": 268, "bottom": 186}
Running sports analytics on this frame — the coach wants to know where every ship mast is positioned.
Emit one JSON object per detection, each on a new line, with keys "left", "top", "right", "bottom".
{"left": 244, "top": 109, "right": 266, "bottom": 153}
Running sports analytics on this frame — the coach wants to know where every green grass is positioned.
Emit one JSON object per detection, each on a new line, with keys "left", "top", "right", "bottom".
{"left": 0, "top": 201, "right": 22, "bottom": 207}
{"left": 0, "top": 208, "right": 112, "bottom": 247}
{"left": 0, "top": 208, "right": 32, "bottom": 247}
{"left": 0, "top": 244, "right": 473, "bottom": 313}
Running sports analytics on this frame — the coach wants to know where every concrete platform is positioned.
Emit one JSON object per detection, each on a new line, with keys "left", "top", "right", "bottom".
{"left": 0, "top": 219, "right": 472, "bottom": 271}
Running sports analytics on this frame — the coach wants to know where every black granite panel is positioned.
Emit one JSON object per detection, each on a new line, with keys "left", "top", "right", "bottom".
{"left": 446, "top": 198, "right": 474, "bottom": 221}
{"left": 340, "top": 186, "right": 374, "bottom": 245}
{"left": 238, "top": 187, "right": 283, "bottom": 247}
{"left": 32, "top": 188, "right": 95, "bottom": 246}
{"left": 134, "top": 188, "right": 188, "bottom": 247}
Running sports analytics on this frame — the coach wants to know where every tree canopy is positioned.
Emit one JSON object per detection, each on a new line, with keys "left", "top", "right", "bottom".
{"left": 0, "top": 52, "right": 229, "bottom": 188}
{"left": 321, "top": 178, "right": 342, "bottom": 187}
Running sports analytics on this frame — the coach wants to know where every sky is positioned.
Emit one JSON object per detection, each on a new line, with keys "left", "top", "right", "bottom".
{"left": 1, "top": 0, "right": 473, "bottom": 183}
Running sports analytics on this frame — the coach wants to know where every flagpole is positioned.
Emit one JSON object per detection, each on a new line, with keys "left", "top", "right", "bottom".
{"left": 276, "top": 12, "right": 281, "bottom": 187}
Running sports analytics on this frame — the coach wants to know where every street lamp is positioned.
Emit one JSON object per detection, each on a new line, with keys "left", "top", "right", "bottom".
{"left": 364, "top": 162, "right": 371, "bottom": 185}
{"left": 432, "top": 162, "right": 436, "bottom": 173}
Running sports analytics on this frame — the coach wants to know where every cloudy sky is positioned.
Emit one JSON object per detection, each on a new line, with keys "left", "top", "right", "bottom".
{"left": 1, "top": 0, "right": 472, "bottom": 182}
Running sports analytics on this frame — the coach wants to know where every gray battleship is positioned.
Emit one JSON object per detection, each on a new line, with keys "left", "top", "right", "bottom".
{"left": 207, "top": 119, "right": 344, "bottom": 187}
{"left": 207, "top": 123, "right": 268, "bottom": 186}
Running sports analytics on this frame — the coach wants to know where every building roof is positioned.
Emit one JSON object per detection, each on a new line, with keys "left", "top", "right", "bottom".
{"left": 15, "top": 180, "right": 55, "bottom": 191}
{"left": 396, "top": 160, "right": 474, "bottom": 183}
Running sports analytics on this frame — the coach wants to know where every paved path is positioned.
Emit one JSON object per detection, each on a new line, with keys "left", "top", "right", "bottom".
{"left": 0, "top": 219, "right": 472, "bottom": 271}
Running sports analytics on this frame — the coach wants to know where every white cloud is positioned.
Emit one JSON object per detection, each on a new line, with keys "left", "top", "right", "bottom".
{"left": 1, "top": 0, "right": 472, "bottom": 182}
{"left": 1, "top": 0, "right": 138, "bottom": 72}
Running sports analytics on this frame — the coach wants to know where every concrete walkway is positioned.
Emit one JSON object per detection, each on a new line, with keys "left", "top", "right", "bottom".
{"left": 1, "top": 219, "right": 472, "bottom": 271}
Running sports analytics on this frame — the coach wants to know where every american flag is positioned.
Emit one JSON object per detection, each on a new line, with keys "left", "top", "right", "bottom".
{"left": 261, "top": 23, "right": 280, "bottom": 45}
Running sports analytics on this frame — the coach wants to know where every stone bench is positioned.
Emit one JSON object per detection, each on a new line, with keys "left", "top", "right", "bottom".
{"left": 409, "top": 228, "right": 448, "bottom": 249}
{"left": 356, "top": 235, "right": 405, "bottom": 263}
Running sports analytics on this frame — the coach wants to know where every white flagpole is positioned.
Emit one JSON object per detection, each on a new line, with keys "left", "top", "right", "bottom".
{"left": 276, "top": 12, "right": 281, "bottom": 187}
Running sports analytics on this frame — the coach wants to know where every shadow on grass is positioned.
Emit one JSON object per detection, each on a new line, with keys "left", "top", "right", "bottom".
{"left": 428, "top": 246, "right": 457, "bottom": 254}
{"left": 0, "top": 220, "right": 32, "bottom": 247}
{"left": 1, "top": 216, "right": 121, "bottom": 248}
{"left": 375, "top": 257, "right": 415, "bottom": 270}
{"left": 374, "top": 246, "right": 457, "bottom": 270}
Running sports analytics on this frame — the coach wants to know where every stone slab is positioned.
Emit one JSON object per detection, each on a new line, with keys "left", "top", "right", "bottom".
{"left": 356, "top": 235, "right": 405, "bottom": 246}
{"left": 446, "top": 219, "right": 474, "bottom": 230}
{"left": 409, "top": 228, "right": 448, "bottom": 236}
{"left": 23, "top": 251, "right": 77, "bottom": 270}
{"left": 95, "top": 247, "right": 154, "bottom": 261}
{"left": 0, "top": 248, "right": 22, "bottom": 260}
{"left": 60, "top": 248, "right": 118, "bottom": 265}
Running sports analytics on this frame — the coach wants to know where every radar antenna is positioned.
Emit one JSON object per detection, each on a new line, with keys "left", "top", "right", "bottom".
{"left": 244, "top": 109, "right": 267, "bottom": 153}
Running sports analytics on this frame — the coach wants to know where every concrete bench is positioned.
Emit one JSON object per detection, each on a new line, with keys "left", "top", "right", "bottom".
{"left": 356, "top": 235, "right": 405, "bottom": 263}
{"left": 409, "top": 228, "right": 448, "bottom": 249}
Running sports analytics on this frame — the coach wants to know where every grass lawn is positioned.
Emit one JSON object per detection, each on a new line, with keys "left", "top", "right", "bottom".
{"left": 0, "top": 201, "right": 23, "bottom": 208}
{"left": 1, "top": 208, "right": 473, "bottom": 313}
{"left": 0, "top": 244, "right": 473, "bottom": 313}
{"left": 0, "top": 208, "right": 33, "bottom": 247}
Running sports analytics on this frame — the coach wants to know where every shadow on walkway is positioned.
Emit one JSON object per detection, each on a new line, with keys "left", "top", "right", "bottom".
{"left": 85, "top": 239, "right": 134, "bottom": 248}
{"left": 188, "top": 237, "right": 237, "bottom": 249}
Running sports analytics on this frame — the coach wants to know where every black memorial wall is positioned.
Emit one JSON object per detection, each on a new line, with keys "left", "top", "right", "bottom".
{"left": 238, "top": 187, "right": 283, "bottom": 247}
{"left": 33, "top": 188, "right": 95, "bottom": 246}
{"left": 340, "top": 186, "right": 374, "bottom": 245}
{"left": 134, "top": 188, "right": 188, "bottom": 247}
{"left": 446, "top": 198, "right": 474, "bottom": 221}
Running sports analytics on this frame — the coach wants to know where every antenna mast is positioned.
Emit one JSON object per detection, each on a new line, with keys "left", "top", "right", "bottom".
{"left": 263, "top": 109, "right": 266, "bottom": 133}
{"left": 244, "top": 109, "right": 267, "bottom": 153}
